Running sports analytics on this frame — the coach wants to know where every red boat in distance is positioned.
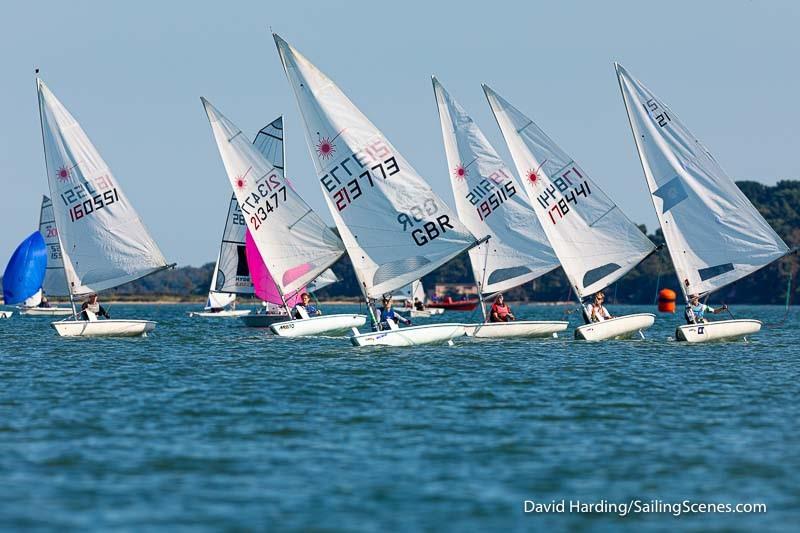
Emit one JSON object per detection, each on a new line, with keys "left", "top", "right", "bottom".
{"left": 427, "top": 296, "right": 478, "bottom": 312}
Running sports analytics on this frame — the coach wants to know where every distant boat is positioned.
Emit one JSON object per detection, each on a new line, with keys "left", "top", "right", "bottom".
{"left": 18, "top": 196, "right": 74, "bottom": 316}
{"left": 392, "top": 279, "right": 444, "bottom": 318}
{"left": 616, "top": 63, "right": 794, "bottom": 343}
{"left": 274, "top": 34, "right": 481, "bottom": 347}
{"left": 37, "top": 78, "right": 173, "bottom": 337}
{"left": 432, "top": 78, "right": 567, "bottom": 338}
{"left": 3, "top": 231, "right": 47, "bottom": 318}
{"left": 189, "top": 195, "right": 253, "bottom": 318}
{"left": 426, "top": 297, "right": 478, "bottom": 312}
{"left": 484, "top": 85, "right": 658, "bottom": 341}
{"left": 202, "top": 101, "right": 366, "bottom": 337}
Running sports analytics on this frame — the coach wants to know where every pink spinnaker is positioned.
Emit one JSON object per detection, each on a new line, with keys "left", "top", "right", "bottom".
{"left": 245, "top": 230, "right": 304, "bottom": 307}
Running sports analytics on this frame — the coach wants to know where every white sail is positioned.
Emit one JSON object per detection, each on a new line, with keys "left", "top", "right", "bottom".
{"left": 212, "top": 194, "right": 252, "bottom": 295}
{"left": 253, "top": 117, "right": 285, "bottom": 175}
{"left": 484, "top": 85, "right": 655, "bottom": 300}
{"left": 392, "top": 279, "right": 425, "bottom": 302}
{"left": 433, "top": 78, "right": 559, "bottom": 296}
{"left": 38, "top": 195, "right": 70, "bottom": 296}
{"left": 307, "top": 268, "right": 338, "bottom": 292}
{"left": 205, "top": 249, "right": 237, "bottom": 310}
{"left": 615, "top": 64, "right": 789, "bottom": 298}
{"left": 274, "top": 34, "right": 477, "bottom": 298}
{"left": 202, "top": 99, "right": 345, "bottom": 298}
{"left": 37, "top": 79, "right": 169, "bottom": 296}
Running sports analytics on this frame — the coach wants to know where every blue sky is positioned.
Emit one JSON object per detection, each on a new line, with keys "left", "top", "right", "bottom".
{"left": 2, "top": 0, "right": 798, "bottom": 266}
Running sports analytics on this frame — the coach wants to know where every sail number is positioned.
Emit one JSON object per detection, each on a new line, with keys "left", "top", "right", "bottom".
{"left": 536, "top": 165, "right": 592, "bottom": 225}
{"left": 645, "top": 98, "right": 671, "bottom": 128}
{"left": 68, "top": 188, "right": 120, "bottom": 222}
{"left": 319, "top": 139, "right": 400, "bottom": 212}
{"left": 240, "top": 184, "right": 288, "bottom": 231}
{"left": 467, "top": 169, "right": 518, "bottom": 221}
{"left": 396, "top": 200, "right": 456, "bottom": 246}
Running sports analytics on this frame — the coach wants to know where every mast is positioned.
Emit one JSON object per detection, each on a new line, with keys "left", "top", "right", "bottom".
{"left": 35, "top": 73, "right": 77, "bottom": 317}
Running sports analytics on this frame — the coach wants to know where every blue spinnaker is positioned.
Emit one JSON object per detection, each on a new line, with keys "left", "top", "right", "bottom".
{"left": 3, "top": 231, "right": 47, "bottom": 305}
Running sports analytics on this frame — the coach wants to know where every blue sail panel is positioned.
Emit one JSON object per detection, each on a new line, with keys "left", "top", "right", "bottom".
{"left": 3, "top": 231, "right": 47, "bottom": 305}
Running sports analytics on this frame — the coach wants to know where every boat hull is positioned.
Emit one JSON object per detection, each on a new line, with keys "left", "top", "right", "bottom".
{"left": 270, "top": 314, "right": 367, "bottom": 337}
{"left": 239, "top": 313, "right": 288, "bottom": 328}
{"left": 0, "top": 311, "right": 12, "bottom": 319}
{"left": 427, "top": 300, "right": 478, "bottom": 311}
{"left": 188, "top": 309, "right": 251, "bottom": 318}
{"left": 574, "top": 313, "right": 655, "bottom": 341}
{"left": 351, "top": 323, "right": 467, "bottom": 347}
{"left": 18, "top": 306, "right": 74, "bottom": 316}
{"left": 466, "top": 320, "right": 569, "bottom": 339}
{"left": 675, "top": 319, "right": 761, "bottom": 343}
{"left": 51, "top": 319, "right": 156, "bottom": 337}
{"left": 399, "top": 308, "right": 445, "bottom": 318}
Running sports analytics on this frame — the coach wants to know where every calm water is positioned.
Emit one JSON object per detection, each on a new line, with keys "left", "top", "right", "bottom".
{"left": 1, "top": 303, "right": 798, "bottom": 531}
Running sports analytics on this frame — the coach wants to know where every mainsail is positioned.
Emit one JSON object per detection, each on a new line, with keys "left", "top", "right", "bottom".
{"left": 615, "top": 63, "right": 790, "bottom": 299}
{"left": 208, "top": 194, "right": 252, "bottom": 300}
{"left": 484, "top": 85, "right": 655, "bottom": 300}
{"left": 37, "top": 79, "right": 170, "bottom": 296}
{"left": 274, "top": 34, "right": 477, "bottom": 299}
{"left": 202, "top": 99, "right": 345, "bottom": 300}
{"left": 433, "top": 78, "right": 559, "bottom": 297}
{"left": 38, "top": 195, "right": 69, "bottom": 296}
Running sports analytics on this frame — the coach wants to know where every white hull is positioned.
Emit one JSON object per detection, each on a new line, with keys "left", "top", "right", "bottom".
{"left": 574, "top": 313, "right": 655, "bottom": 341}
{"left": 401, "top": 308, "right": 445, "bottom": 318}
{"left": 239, "top": 313, "right": 288, "bottom": 328}
{"left": 0, "top": 311, "right": 12, "bottom": 319}
{"left": 51, "top": 319, "right": 156, "bottom": 337}
{"left": 270, "top": 314, "right": 367, "bottom": 337}
{"left": 188, "top": 309, "right": 251, "bottom": 318}
{"left": 351, "top": 323, "right": 467, "bottom": 347}
{"left": 676, "top": 319, "right": 761, "bottom": 343}
{"left": 18, "top": 306, "right": 74, "bottom": 316}
{"left": 465, "top": 320, "right": 568, "bottom": 339}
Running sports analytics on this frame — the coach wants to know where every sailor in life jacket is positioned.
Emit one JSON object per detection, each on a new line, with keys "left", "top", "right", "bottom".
{"left": 489, "top": 294, "right": 516, "bottom": 322}
{"left": 292, "top": 293, "right": 321, "bottom": 319}
{"left": 584, "top": 291, "right": 612, "bottom": 323}
{"left": 81, "top": 293, "right": 110, "bottom": 320}
{"left": 684, "top": 294, "right": 727, "bottom": 324}
{"left": 377, "top": 296, "right": 411, "bottom": 330}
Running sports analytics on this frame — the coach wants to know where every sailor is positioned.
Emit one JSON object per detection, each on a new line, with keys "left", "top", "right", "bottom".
{"left": 81, "top": 293, "right": 110, "bottom": 320}
{"left": 378, "top": 297, "right": 411, "bottom": 329}
{"left": 293, "top": 293, "right": 321, "bottom": 319}
{"left": 489, "top": 294, "right": 515, "bottom": 322}
{"left": 585, "top": 291, "right": 612, "bottom": 323}
{"left": 38, "top": 291, "right": 52, "bottom": 308}
{"left": 413, "top": 297, "right": 425, "bottom": 311}
{"left": 685, "top": 294, "right": 727, "bottom": 324}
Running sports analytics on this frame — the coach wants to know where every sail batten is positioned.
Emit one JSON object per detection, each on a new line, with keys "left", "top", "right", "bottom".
{"left": 484, "top": 84, "right": 655, "bottom": 299}
{"left": 37, "top": 79, "right": 170, "bottom": 296}
{"left": 274, "top": 35, "right": 477, "bottom": 298}
{"left": 432, "top": 78, "right": 559, "bottom": 296}
{"left": 615, "top": 64, "right": 790, "bottom": 298}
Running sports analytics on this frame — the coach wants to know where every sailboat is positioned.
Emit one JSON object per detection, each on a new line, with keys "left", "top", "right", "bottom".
{"left": 202, "top": 101, "right": 366, "bottom": 337}
{"left": 433, "top": 78, "right": 568, "bottom": 338}
{"left": 189, "top": 194, "right": 253, "bottom": 318}
{"left": 37, "top": 78, "right": 173, "bottom": 337}
{"left": 13, "top": 196, "right": 73, "bottom": 316}
{"left": 274, "top": 34, "right": 483, "bottom": 347}
{"left": 392, "top": 279, "right": 444, "bottom": 318}
{"left": 616, "top": 63, "right": 793, "bottom": 342}
{"left": 484, "top": 85, "right": 658, "bottom": 341}
{"left": 2, "top": 231, "right": 47, "bottom": 318}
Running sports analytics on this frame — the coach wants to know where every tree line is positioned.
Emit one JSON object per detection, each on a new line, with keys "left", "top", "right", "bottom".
{"left": 103, "top": 180, "right": 798, "bottom": 304}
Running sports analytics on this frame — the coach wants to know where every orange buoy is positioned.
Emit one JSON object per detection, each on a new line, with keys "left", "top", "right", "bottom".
{"left": 657, "top": 289, "right": 677, "bottom": 313}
